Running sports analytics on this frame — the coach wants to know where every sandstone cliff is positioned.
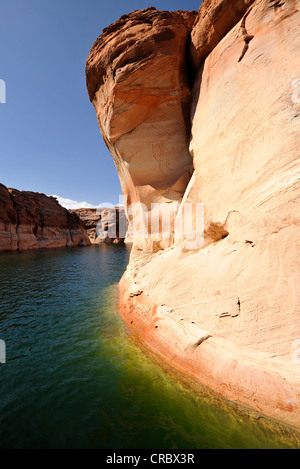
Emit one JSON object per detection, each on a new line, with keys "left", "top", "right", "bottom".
{"left": 86, "top": 8, "right": 198, "bottom": 251}
{"left": 0, "top": 184, "right": 91, "bottom": 251}
{"left": 86, "top": 1, "right": 300, "bottom": 429}
{"left": 71, "top": 207, "right": 127, "bottom": 244}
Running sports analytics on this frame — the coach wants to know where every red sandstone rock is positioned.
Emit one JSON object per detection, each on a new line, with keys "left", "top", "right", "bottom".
{"left": 190, "top": 0, "right": 255, "bottom": 70}
{"left": 0, "top": 184, "right": 91, "bottom": 251}
{"left": 70, "top": 208, "right": 101, "bottom": 242}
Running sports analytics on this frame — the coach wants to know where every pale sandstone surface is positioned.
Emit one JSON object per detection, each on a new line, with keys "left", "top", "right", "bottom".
{"left": 0, "top": 184, "right": 91, "bottom": 251}
{"left": 86, "top": 7, "right": 197, "bottom": 250}
{"left": 71, "top": 207, "right": 127, "bottom": 244}
{"left": 87, "top": 1, "right": 300, "bottom": 429}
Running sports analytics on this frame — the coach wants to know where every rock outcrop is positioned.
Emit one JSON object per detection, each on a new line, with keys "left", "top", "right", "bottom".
{"left": 71, "top": 207, "right": 127, "bottom": 244}
{"left": 86, "top": 7, "right": 197, "bottom": 251}
{"left": 0, "top": 184, "right": 91, "bottom": 251}
{"left": 190, "top": 0, "right": 256, "bottom": 70}
{"left": 86, "top": 1, "right": 300, "bottom": 429}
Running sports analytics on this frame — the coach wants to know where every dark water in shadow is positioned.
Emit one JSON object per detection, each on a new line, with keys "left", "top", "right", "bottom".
{"left": 0, "top": 244, "right": 299, "bottom": 449}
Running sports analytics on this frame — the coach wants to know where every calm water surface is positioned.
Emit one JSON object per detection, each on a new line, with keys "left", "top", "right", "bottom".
{"left": 0, "top": 244, "right": 299, "bottom": 449}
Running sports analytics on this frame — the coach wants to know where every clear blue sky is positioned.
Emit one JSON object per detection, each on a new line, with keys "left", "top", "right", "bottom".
{"left": 0, "top": 0, "right": 200, "bottom": 207}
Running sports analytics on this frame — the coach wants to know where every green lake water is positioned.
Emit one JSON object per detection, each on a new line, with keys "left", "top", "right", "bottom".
{"left": 0, "top": 244, "right": 299, "bottom": 449}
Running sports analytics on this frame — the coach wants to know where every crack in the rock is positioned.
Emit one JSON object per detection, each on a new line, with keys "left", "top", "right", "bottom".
{"left": 269, "top": 0, "right": 285, "bottom": 8}
{"left": 238, "top": 8, "right": 254, "bottom": 63}
{"left": 191, "top": 334, "right": 212, "bottom": 350}
{"left": 219, "top": 298, "right": 241, "bottom": 319}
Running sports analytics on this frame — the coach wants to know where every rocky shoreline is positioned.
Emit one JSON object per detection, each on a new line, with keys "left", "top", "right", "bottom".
{"left": 0, "top": 184, "right": 91, "bottom": 252}
{"left": 118, "top": 257, "right": 300, "bottom": 429}
{"left": 86, "top": 0, "right": 300, "bottom": 428}
{"left": 0, "top": 184, "right": 129, "bottom": 252}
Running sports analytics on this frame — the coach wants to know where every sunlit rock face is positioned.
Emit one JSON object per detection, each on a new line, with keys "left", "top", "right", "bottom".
{"left": 86, "top": 8, "right": 197, "bottom": 251}
{"left": 190, "top": 0, "right": 256, "bottom": 71}
{"left": 87, "top": 1, "right": 300, "bottom": 428}
{"left": 0, "top": 184, "right": 91, "bottom": 251}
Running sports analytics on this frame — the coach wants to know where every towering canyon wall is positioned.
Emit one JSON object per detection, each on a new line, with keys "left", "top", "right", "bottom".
{"left": 0, "top": 184, "right": 91, "bottom": 251}
{"left": 86, "top": 0, "right": 300, "bottom": 429}
{"left": 86, "top": 8, "right": 197, "bottom": 251}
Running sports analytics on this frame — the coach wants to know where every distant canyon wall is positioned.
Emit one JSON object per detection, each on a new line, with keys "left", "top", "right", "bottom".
{"left": 86, "top": 0, "right": 300, "bottom": 429}
{"left": 0, "top": 184, "right": 91, "bottom": 251}
{"left": 71, "top": 207, "right": 127, "bottom": 244}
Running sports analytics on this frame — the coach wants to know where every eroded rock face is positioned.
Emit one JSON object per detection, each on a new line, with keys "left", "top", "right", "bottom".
{"left": 190, "top": 0, "right": 256, "bottom": 71}
{"left": 87, "top": 1, "right": 300, "bottom": 428}
{"left": 70, "top": 208, "right": 101, "bottom": 242}
{"left": 86, "top": 7, "right": 197, "bottom": 250}
{"left": 0, "top": 184, "right": 91, "bottom": 251}
{"left": 71, "top": 207, "right": 127, "bottom": 244}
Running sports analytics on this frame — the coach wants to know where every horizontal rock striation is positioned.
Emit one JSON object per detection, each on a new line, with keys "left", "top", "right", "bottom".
{"left": 87, "top": 1, "right": 300, "bottom": 429}
{"left": 0, "top": 184, "right": 91, "bottom": 251}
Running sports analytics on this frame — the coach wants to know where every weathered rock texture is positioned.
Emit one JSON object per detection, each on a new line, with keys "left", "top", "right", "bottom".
{"left": 86, "top": 7, "right": 198, "bottom": 251}
{"left": 0, "top": 184, "right": 91, "bottom": 251}
{"left": 87, "top": 1, "right": 300, "bottom": 429}
{"left": 71, "top": 207, "right": 127, "bottom": 244}
{"left": 190, "top": 0, "right": 256, "bottom": 70}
